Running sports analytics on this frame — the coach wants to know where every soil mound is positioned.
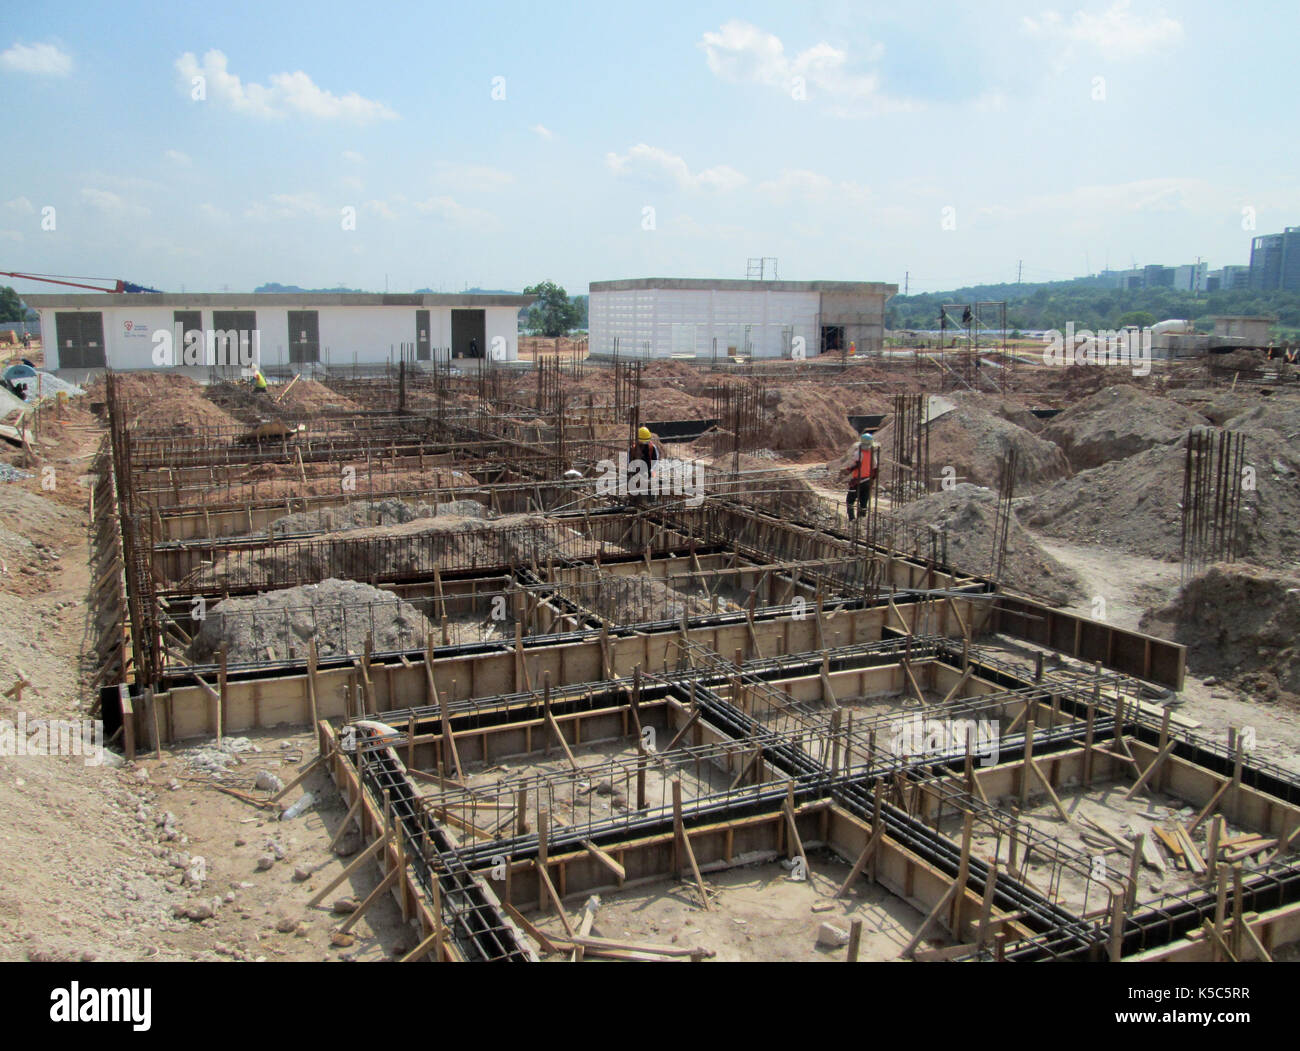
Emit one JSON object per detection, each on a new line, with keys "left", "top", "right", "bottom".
{"left": 755, "top": 387, "right": 861, "bottom": 458}
{"left": 1139, "top": 564, "right": 1300, "bottom": 702}
{"left": 922, "top": 404, "right": 1071, "bottom": 491}
{"left": 887, "top": 484, "right": 1083, "bottom": 605}
{"left": 190, "top": 513, "right": 622, "bottom": 591}
{"left": 952, "top": 391, "right": 1044, "bottom": 433}
{"left": 1024, "top": 429, "right": 1300, "bottom": 565}
{"left": 275, "top": 378, "right": 361, "bottom": 413}
{"left": 1222, "top": 399, "right": 1300, "bottom": 439}
{"left": 1042, "top": 386, "right": 1207, "bottom": 470}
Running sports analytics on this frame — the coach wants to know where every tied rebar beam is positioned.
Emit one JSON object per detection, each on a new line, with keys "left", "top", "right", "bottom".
{"left": 356, "top": 739, "right": 533, "bottom": 962}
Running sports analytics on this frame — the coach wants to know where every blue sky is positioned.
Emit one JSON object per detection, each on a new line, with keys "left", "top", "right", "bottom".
{"left": 1, "top": 1, "right": 1296, "bottom": 296}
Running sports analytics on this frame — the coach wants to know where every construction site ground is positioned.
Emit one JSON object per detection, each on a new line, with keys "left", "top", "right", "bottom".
{"left": 3, "top": 349, "right": 1300, "bottom": 961}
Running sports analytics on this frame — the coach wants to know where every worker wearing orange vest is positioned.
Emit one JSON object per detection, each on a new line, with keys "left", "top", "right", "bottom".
{"left": 846, "top": 431, "right": 879, "bottom": 521}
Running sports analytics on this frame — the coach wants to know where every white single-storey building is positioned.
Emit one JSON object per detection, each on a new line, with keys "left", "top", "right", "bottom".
{"left": 24, "top": 292, "right": 535, "bottom": 373}
{"left": 588, "top": 278, "right": 897, "bottom": 359}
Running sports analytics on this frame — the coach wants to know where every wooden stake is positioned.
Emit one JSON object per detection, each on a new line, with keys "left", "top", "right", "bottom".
{"left": 847, "top": 918, "right": 863, "bottom": 962}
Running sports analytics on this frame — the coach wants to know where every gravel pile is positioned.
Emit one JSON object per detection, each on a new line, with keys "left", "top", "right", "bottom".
{"left": 189, "top": 578, "right": 434, "bottom": 663}
{"left": 269, "top": 498, "right": 491, "bottom": 537}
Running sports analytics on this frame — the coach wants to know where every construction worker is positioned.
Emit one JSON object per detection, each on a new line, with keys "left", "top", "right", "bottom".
{"left": 628, "top": 425, "right": 661, "bottom": 502}
{"left": 253, "top": 368, "right": 269, "bottom": 395}
{"left": 844, "top": 431, "right": 879, "bottom": 521}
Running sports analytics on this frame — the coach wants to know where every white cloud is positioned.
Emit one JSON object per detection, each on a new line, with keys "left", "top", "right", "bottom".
{"left": 699, "top": 21, "right": 906, "bottom": 110}
{"left": 413, "top": 195, "right": 499, "bottom": 231}
{"left": 531, "top": 124, "right": 553, "bottom": 139}
{"left": 175, "top": 50, "right": 397, "bottom": 123}
{"left": 164, "top": 149, "right": 192, "bottom": 166}
{"left": 81, "top": 187, "right": 149, "bottom": 218}
{"left": 605, "top": 144, "right": 747, "bottom": 193}
{"left": 341, "top": 175, "right": 364, "bottom": 191}
{"left": 244, "top": 192, "right": 334, "bottom": 222}
{"left": 362, "top": 199, "right": 397, "bottom": 220}
{"left": 432, "top": 162, "right": 515, "bottom": 192}
{"left": 1022, "top": 1, "right": 1183, "bottom": 58}
{"left": 0, "top": 229, "right": 23, "bottom": 242}
{"left": 757, "top": 169, "right": 871, "bottom": 206}
{"left": 198, "top": 202, "right": 228, "bottom": 222}
{"left": 0, "top": 42, "right": 73, "bottom": 76}
{"left": 4, "top": 196, "right": 34, "bottom": 214}
{"left": 667, "top": 214, "right": 748, "bottom": 240}
{"left": 342, "top": 150, "right": 365, "bottom": 164}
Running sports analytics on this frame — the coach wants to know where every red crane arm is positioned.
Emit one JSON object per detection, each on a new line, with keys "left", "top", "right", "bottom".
{"left": 0, "top": 271, "right": 123, "bottom": 292}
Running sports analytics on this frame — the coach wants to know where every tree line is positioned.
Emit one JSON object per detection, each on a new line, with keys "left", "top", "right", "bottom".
{"left": 887, "top": 279, "right": 1300, "bottom": 338}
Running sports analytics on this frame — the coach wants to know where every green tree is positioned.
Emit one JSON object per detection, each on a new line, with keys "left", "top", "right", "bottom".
{"left": 1117, "top": 310, "right": 1156, "bottom": 328}
{"left": 523, "top": 281, "right": 582, "bottom": 336}
{"left": 0, "top": 286, "right": 24, "bottom": 323}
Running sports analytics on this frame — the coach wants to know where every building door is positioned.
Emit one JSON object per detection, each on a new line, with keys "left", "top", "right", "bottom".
{"left": 173, "top": 311, "right": 201, "bottom": 366}
{"left": 416, "top": 310, "right": 431, "bottom": 361}
{"left": 55, "top": 312, "right": 106, "bottom": 369}
{"left": 287, "top": 311, "right": 320, "bottom": 363}
{"left": 451, "top": 308, "right": 486, "bottom": 358}
{"left": 821, "top": 325, "right": 845, "bottom": 354}
{"left": 211, "top": 310, "right": 257, "bottom": 368}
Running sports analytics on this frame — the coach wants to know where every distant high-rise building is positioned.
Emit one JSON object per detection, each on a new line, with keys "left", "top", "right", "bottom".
{"left": 1249, "top": 227, "right": 1300, "bottom": 291}
{"left": 1143, "top": 264, "right": 1176, "bottom": 288}
{"left": 1222, "top": 265, "right": 1251, "bottom": 291}
{"left": 1174, "top": 262, "right": 1208, "bottom": 292}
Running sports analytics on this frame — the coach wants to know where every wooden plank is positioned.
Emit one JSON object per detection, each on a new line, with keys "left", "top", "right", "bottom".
{"left": 1176, "top": 825, "right": 1206, "bottom": 875}
{"left": 307, "top": 834, "right": 388, "bottom": 908}
{"left": 582, "top": 840, "right": 626, "bottom": 881}
{"left": 503, "top": 902, "right": 562, "bottom": 954}
{"left": 1124, "top": 739, "right": 1177, "bottom": 800}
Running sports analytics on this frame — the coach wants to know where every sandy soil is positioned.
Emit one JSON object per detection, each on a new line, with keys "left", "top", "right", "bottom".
{"left": 529, "top": 853, "right": 929, "bottom": 962}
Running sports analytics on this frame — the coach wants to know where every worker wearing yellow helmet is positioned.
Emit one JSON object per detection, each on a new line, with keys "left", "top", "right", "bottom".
{"left": 253, "top": 368, "right": 269, "bottom": 394}
{"left": 628, "top": 423, "right": 662, "bottom": 504}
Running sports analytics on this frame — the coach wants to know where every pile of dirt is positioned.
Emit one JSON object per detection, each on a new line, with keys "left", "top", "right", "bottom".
{"left": 269, "top": 498, "right": 490, "bottom": 537}
{"left": 1042, "top": 386, "right": 1207, "bottom": 470}
{"left": 1033, "top": 364, "right": 1149, "bottom": 399}
{"left": 1221, "top": 398, "right": 1300, "bottom": 439}
{"left": 0, "top": 485, "right": 86, "bottom": 597}
{"left": 1168, "top": 390, "right": 1260, "bottom": 426}
{"left": 920, "top": 402, "right": 1071, "bottom": 492}
{"left": 203, "top": 463, "right": 476, "bottom": 506}
{"left": 274, "top": 379, "right": 360, "bottom": 413}
{"left": 581, "top": 573, "right": 712, "bottom": 624}
{"left": 1139, "top": 564, "right": 1300, "bottom": 703}
{"left": 191, "top": 513, "right": 621, "bottom": 591}
{"left": 82, "top": 373, "right": 241, "bottom": 436}
{"left": 134, "top": 395, "right": 242, "bottom": 437}
{"left": 639, "top": 385, "right": 715, "bottom": 420}
{"left": 1024, "top": 428, "right": 1300, "bottom": 565}
{"left": 189, "top": 578, "right": 432, "bottom": 663}
{"left": 705, "top": 455, "right": 832, "bottom": 521}
{"left": 1208, "top": 349, "right": 1268, "bottom": 376}
{"left": 950, "top": 391, "right": 1044, "bottom": 433}
{"left": 753, "top": 387, "right": 865, "bottom": 459}
{"left": 888, "top": 484, "right": 1083, "bottom": 606}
